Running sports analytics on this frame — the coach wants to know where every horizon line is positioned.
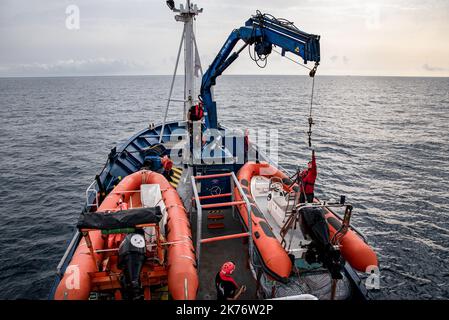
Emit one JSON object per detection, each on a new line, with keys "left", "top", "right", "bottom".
{"left": 1, "top": 73, "right": 449, "bottom": 79}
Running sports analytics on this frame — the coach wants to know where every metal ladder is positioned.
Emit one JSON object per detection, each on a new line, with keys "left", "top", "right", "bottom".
{"left": 269, "top": 177, "right": 297, "bottom": 217}
{"left": 191, "top": 172, "right": 254, "bottom": 271}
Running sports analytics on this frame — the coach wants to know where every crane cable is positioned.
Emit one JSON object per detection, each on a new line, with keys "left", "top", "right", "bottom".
{"left": 248, "top": 11, "right": 319, "bottom": 147}
{"left": 272, "top": 48, "right": 313, "bottom": 72}
{"left": 272, "top": 47, "right": 319, "bottom": 147}
{"left": 307, "top": 74, "right": 316, "bottom": 148}
{"left": 306, "top": 63, "right": 319, "bottom": 147}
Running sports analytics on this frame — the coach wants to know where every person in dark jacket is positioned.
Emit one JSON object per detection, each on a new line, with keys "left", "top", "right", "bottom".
{"left": 299, "top": 149, "right": 317, "bottom": 203}
{"left": 187, "top": 102, "right": 204, "bottom": 153}
{"left": 188, "top": 102, "right": 204, "bottom": 123}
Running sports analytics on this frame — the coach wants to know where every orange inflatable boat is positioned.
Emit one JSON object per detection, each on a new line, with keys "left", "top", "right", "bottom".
{"left": 55, "top": 170, "right": 198, "bottom": 300}
{"left": 234, "top": 161, "right": 378, "bottom": 281}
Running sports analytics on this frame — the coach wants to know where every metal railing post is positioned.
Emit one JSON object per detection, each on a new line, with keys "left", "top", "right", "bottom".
{"left": 56, "top": 230, "right": 81, "bottom": 277}
{"left": 191, "top": 176, "right": 202, "bottom": 270}
{"left": 86, "top": 180, "right": 99, "bottom": 209}
{"left": 191, "top": 172, "right": 261, "bottom": 273}
{"left": 230, "top": 175, "right": 235, "bottom": 217}
{"left": 246, "top": 200, "right": 253, "bottom": 262}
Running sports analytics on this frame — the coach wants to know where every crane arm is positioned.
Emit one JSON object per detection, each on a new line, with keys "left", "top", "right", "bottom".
{"left": 200, "top": 12, "right": 321, "bottom": 129}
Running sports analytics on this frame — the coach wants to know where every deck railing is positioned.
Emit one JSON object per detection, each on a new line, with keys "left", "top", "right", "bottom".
{"left": 191, "top": 172, "right": 254, "bottom": 271}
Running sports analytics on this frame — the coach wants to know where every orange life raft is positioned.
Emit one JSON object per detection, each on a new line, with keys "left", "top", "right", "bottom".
{"left": 234, "top": 161, "right": 378, "bottom": 280}
{"left": 54, "top": 170, "right": 198, "bottom": 300}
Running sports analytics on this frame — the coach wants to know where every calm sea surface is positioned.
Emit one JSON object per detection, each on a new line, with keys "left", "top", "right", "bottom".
{"left": 0, "top": 75, "right": 448, "bottom": 299}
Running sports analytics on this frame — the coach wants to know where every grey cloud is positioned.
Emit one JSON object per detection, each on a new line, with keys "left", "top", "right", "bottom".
{"left": 1, "top": 0, "right": 449, "bottom": 77}
{"left": 0, "top": 58, "right": 151, "bottom": 77}
{"left": 422, "top": 63, "right": 447, "bottom": 72}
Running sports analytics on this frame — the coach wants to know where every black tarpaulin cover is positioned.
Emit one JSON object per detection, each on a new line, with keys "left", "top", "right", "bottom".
{"left": 300, "top": 206, "right": 344, "bottom": 279}
{"left": 77, "top": 207, "right": 162, "bottom": 230}
{"left": 300, "top": 206, "right": 330, "bottom": 248}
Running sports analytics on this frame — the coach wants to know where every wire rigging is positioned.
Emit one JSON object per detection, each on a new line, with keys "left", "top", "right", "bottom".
{"left": 246, "top": 10, "right": 319, "bottom": 148}
{"left": 272, "top": 48, "right": 313, "bottom": 71}
{"left": 307, "top": 76, "right": 315, "bottom": 148}
{"left": 248, "top": 11, "right": 269, "bottom": 68}
{"left": 248, "top": 10, "right": 319, "bottom": 148}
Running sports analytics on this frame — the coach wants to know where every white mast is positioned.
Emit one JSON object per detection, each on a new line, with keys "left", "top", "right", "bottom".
{"left": 182, "top": 1, "right": 194, "bottom": 120}
{"left": 160, "top": 1, "right": 202, "bottom": 143}
{"left": 167, "top": 0, "right": 202, "bottom": 120}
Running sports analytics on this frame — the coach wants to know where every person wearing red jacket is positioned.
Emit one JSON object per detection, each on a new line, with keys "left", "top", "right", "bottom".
{"left": 299, "top": 149, "right": 317, "bottom": 203}
{"left": 161, "top": 155, "right": 173, "bottom": 179}
{"left": 215, "top": 261, "right": 246, "bottom": 300}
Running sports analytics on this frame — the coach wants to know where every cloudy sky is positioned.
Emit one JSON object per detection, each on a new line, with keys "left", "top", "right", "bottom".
{"left": 1, "top": 0, "right": 448, "bottom": 77}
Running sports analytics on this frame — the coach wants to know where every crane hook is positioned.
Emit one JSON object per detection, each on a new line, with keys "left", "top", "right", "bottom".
{"left": 309, "top": 62, "right": 319, "bottom": 78}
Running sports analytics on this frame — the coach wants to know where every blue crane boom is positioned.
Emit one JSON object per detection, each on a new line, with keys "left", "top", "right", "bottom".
{"left": 199, "top": 12, "right": 321, "bottom": 129}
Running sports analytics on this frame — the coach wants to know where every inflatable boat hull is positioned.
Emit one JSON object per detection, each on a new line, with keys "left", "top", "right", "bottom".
{"left": 54, "top": 170, "right": 198, "bottom": 300}
{"left": 234, "top": 162, "right": 378, "bottom": 279}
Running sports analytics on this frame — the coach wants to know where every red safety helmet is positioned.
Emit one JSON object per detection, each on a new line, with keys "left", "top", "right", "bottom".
{"left": 220, "top": 261, "right": 235, "bottom": 275}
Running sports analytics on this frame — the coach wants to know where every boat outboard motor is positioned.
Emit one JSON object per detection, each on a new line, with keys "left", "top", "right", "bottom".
{"left": 299, "top": 207, "right": 343, "bottom": 279}
{"left": 118, "top": 233, "right": 146, "bottom": 300}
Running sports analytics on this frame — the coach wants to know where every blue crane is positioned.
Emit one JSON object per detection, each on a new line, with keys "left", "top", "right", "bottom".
{"left": 199, "top": 12, "right": 321, "bottom": 129}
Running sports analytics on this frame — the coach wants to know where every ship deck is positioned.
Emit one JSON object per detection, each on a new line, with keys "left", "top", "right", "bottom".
{"left": 173, "top": 163, "right": 256, "bottom": 299}
{"left": 192, "top": 207, "right": 257, "bottom": 300}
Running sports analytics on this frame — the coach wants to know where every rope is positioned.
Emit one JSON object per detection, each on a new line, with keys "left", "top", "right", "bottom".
{"left": 159, "top": 24, "right": 185, "bottom": 143}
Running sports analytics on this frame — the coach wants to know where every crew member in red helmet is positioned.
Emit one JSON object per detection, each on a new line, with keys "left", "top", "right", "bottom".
{"left": 299, "top": 149, "right": 317, "bottom": 203}
{"left": 161, "top": 155, "right": 173, "bottom": 178}
{"left": 215, "top": 261, "right": 246, "bottom": 300}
